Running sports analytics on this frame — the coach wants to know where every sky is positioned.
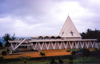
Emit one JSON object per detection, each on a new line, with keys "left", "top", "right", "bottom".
{"left": 0, "top": 0, "right": 100, "bottom": 37}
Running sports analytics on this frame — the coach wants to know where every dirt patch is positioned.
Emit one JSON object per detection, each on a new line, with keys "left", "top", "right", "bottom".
{"left": 0, "top": 49, "right": 71, "bottom": 59}
{"left": 0, "top": 48, "right": 95, "bottom": 59}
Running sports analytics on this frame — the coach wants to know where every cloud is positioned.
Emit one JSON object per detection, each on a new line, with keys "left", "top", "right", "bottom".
{"left": 0, "top": 0, "right": 100, "bottom": 37}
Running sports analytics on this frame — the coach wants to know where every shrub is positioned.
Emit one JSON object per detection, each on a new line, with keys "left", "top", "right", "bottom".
{"left": 69, "top": 55, "right": 73, "bottom": 60}
{"left": 71, "top": 51, "right": 76, "bottom": 56}
{"left": 68, "top": 55, "right": 73, "bottom": 64}
{"left": 50, "top": 57, "right": 58, "bottom": 64}
{"left": 94, "top": 48, "right": 98, "bottom": 51}
{"left": 40, "top": 52, "right": 45, "bottom": 57}
{"left": 20, "top": 56, "right": 30, "bottom": 64}
{"left": 0, "top": 57, "right": 4, "bottom": 62}
{"left": 58, "top": 57, "right": 63, "bottom": 64}
{"left": 67, "top": 50, "right": 70, "bottom": 52}
{"left": 23, "top": 59, "right": 28, "bottom": 64}
{"left": 2, "top": 51, "right": 7, "bottom": 56}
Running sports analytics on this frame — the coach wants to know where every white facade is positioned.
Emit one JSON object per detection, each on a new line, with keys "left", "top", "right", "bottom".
{"left": 9, "top": 16, "right": 97, "bottom": 53}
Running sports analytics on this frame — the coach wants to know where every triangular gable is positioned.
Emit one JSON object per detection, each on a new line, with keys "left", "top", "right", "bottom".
{"left": 59, "top": 16, "right": 81, "bottom": 39}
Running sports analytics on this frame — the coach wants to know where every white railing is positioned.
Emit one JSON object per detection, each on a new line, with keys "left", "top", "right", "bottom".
{"left": 14, "top": 39, "right": 26, "bottom": 50}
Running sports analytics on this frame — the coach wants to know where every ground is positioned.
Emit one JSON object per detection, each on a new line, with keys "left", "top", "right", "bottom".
{"left": 0, "top": 48, "right": 71, "bottom": 59}
{"left": 0, "top": 48, "right": 100, "bottom": 64}
{"left": 0, "top": 48, "right": 95, "bottom": 59}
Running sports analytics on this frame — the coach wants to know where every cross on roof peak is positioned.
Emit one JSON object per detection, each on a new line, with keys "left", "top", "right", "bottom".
{"left": 70, "top": 31, "right": 73, "bottom": 36}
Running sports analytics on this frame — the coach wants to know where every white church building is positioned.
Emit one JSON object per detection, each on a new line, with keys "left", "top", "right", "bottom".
{"left": 9, "top": 16, "right": 97, "bottom": 53}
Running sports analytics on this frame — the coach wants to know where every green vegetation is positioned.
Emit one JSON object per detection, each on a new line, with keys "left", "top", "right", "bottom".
{"left": 20, "top": 56, "right": 30, "bottom": 64}
{"left": 0, "top": 56, "right": 100, "bottom": 64}
{"left": 2, "top": 51, "right": 7, "bottom": 56}
{"left": 81, "top": 29, "right": 100, "bottom": 42}
{"left": 0, "top": 41, "right": 3, "bottom": 47}
{"left": 68, "top": 55, "right": 73, "bottom": 64}
{"left": 58, "top": 57, "right": 63, "bottom": 64}
{"left": 2, "top": 33, "right": 16, "bottom": 47}
{"left": 69, "top": 49, "right": 77, "bottom": 51}
{"left": 40, "top": 52, "right": 45, "bottom": 57}
{"left": 50, "top": 57, "right": 58, "bottom": 64}
{"left": 0, "top": 48, "right": 98, "bottom": 64}
{"left": 66, "top": 49, "right": 70, "bottom": 52}
{"left": 71, "top": 51, "right": 76, "bottom": 56}
{"left": 0, "top": 56, "right": 4, "bottom": 62}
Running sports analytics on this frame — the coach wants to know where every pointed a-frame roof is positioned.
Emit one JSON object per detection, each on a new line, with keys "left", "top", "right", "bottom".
{"left": 59, "top": 16, "right": 81, "bottom": 39}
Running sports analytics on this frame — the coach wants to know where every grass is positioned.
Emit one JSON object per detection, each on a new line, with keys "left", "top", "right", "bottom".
{"left": 1, "top": 56, "right": 100, "bottom": 64}
{"left": 69, "top": 49, "right": 77, "bottom": 51}
{"left": 5, "top": 60, "right": 50, "bottom": 64}
{"left": 75, "top": 57, "right": 100, "bottom": 63}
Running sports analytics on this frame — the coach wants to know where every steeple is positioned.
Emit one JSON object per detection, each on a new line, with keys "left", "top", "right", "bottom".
{"left": 59, "top": 16, "right": 81, "bottom": 39}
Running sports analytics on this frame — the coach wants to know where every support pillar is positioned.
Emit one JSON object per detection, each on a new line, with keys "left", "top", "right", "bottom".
{"left": 51, "top": 42, "right": 56, "bottom": 50}
{"left": 85, "top": 41, "right": 89, "bottom": 48}
{"left": 69, "top": 41, "right": 74, "bottom": 49}
{"left": 91, "top": 41, "right": 95, "bottom": 48}
{"left": 75, "top": 42, "right": 79, "bottom": 49}
{"left": 80, "top": 41, "right": 84, "bottom": 48}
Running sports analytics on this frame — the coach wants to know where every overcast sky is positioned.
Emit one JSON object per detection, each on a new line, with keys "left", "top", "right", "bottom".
{"left": 0, "top": 0, "right": 100, "bottom": 37}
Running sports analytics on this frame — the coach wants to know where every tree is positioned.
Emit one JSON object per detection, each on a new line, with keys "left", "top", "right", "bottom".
{"left": 78, "top": 48, "right": 90, "bottom": 62}
{"left": 2, "top": 33, "right": 11, "bottom": 47}
{"left": 2, "top": 33, "right": 16, "bottom": 47}
{"left": 81, "top": 29, "right": 100, "bottom": 42}
{"left": 0, "top": 42, "right": 3, "bottom": 47}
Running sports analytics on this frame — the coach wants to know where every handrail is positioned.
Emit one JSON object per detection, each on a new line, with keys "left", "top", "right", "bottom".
{"left": 14, "top": 39, "right": 26, "bottom": 50}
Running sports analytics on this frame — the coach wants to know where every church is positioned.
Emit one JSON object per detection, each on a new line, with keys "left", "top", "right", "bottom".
{"left": 9, "top": 16, "right": 97, "bottom": 53}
